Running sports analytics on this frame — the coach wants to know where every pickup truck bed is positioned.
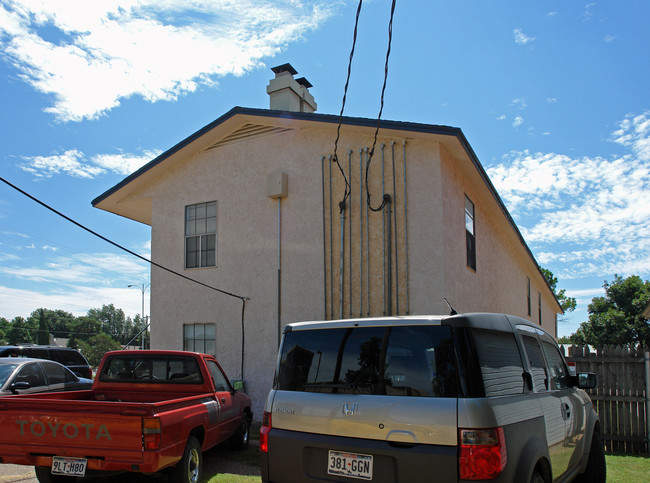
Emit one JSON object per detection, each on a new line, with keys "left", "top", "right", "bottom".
{"left": 0, "top": 350, "right": 252, "bottom": 483}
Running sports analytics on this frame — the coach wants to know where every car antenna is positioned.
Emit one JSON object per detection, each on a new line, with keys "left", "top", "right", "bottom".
{"left": 443, "top": 298, "right": 458, "bottom": 316}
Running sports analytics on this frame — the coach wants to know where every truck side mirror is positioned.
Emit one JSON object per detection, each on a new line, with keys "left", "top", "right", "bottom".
{"left": 232, "top": 379, "right": 245, "bottom": 392}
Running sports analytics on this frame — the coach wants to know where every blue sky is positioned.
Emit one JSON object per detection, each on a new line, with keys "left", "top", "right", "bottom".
{"left": 0, "top": 0, "right": 648, "bottom": 338}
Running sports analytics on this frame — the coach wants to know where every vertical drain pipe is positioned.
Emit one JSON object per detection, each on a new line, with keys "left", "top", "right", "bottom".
{"left": 328, "top": 155, "right": 333, "bottom": 319}
{"left": 365, "top": 148, "right": 370, "bottom": 316}
{"left": 381, "top": 144, "right": 386, "bottom": 316}
{"left": 359, "top": 149, "right": 363, "bottom": 317}
{"left": 348, "top": 150, "right": 353, "bottom": 319}
{"left": 321, "top": 156, "right": 327, "bottom": 319}
{"left": 339, "top": 204, "right": 345, "bottom": 320}
{"left": 402, "top": 141, "right": 410, "bottom": 314}
{"left": 277, "top": 198, "right": 282, "bottom": 345}
{"left": 267, "top": 170, "right": 288, "bottom": 347}
{"left": 391, "top": 142, "right": 399, "bottom": 314}
{"left": 385, "top": 197, "right": 392, "bottom": 315}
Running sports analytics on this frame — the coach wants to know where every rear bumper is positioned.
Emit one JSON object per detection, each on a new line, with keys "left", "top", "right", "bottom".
{"left": 0, "top": 446, "right": 167, "bottom": 474}
{"left": 261, "top": 428, "right": 457, "bottom": 483}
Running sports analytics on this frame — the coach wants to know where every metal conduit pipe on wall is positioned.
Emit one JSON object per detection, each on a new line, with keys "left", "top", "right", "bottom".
{"left": 391, "top": 142, "right": 399, "bottom": 315}
{"left": 403, "top": 141, "right": 410, "bottom": 314}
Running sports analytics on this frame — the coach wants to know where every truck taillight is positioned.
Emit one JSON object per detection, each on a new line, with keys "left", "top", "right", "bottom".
{"left": 459, "top": 427, "right": 507, "bottom": 480}
{"left": 143, "top": 418, "right": 161, "bottom": 451}
{"left": 260, "top": 411, "right": 272, "bottom": 453}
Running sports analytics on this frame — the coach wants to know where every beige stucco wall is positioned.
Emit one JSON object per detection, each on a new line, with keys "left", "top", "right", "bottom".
{"left": 135, "top": 118, "right": 559, "bottom": 419}
{"left": 439, "top": 145, "right": 558, "bottom": 333}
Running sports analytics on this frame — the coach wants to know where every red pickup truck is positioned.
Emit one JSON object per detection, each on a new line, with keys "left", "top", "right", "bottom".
{"left": 0, "top": 350, "right": 252, "bottom": 483}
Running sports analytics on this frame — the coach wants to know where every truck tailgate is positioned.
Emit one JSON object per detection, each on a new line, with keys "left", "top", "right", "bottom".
{"left": 0, "top": 399, "right": 145, "bottom": 467}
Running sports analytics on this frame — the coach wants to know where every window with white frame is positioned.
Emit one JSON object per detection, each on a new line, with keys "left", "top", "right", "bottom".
{"left": 465, "top": 195, "right": 476, "bottom": 271}
{"left": 183, "top": 323, "right": 216, "bottom": 355}
{"left": 185, "top": 201, "right": 217, "bottom": 269}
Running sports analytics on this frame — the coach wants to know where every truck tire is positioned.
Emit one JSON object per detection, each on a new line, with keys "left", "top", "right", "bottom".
{"left": 168, "top": 436, "right": 202, "bottom": 483}
{"left": 573, "top": 432, "right": 606, "bottom": 483}
{"left": 230, "top": 414, "right": 251, "bottom": 450}
{"left": 34, "top": 467, "right": 77, "bottom": 483}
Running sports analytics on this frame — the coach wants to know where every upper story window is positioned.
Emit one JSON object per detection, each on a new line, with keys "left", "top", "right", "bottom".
{"left": 526, "top": 277, "right": 532, "bottom": 316}
{"left": 465, "top": 195, "right": 476, "bottom": 271}
{"left": 185, "top": 201, "right": 217, "bottom": 269}
{"left": 538, "top": 292, "right": 542, "bottom": 325}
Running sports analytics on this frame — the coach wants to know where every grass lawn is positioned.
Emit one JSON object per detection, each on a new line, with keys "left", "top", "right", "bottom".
{"left": 606, "top": 453, "right": 650, "bottom": 482}
{"left": 202, "top": 436, "right": 650, "bottom": 483}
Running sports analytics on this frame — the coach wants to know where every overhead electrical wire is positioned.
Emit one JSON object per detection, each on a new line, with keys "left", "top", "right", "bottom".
{"left": 366, "top": 0, "right": 397, "bottom": 212}
{"left": 0, "top": 176, "right": 248, "bottom": 303}
{"left": 331, "top": 0, "right": 398, "bottom": 213}
{"left": 1, "top": 175, "right": 250, "bottom": 378}
{"left": 331, "top": 0, "right": 363, "bottom": 214}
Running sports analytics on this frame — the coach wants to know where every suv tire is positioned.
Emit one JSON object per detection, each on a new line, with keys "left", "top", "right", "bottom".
{"left": 573, "top": 431, "right": 606, "bottom": 483}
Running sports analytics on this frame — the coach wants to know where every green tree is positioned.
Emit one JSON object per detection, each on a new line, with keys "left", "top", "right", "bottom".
{"left": 37, "top": 310, "right": 49, "bottom": 345}
{"left": 87, "top": 304, "right": 126, "bottom": 343}
{"left": 0, "top": 317, "right": 9, "bottom": 344}
{"left": 571, "top": 275, "right": 650, "bottom": 347}
{"left": 67, "top": 317, "right": 102, "bottom": 349}
{"left": 77, "top": 333, "right": 121, "bottom": 367}
{"left": 6, "top": 316, "right": 37, "bottom": 344}
{"left": 541, "top": 268, "right": 577, "bottom": 315}
{"left": 28, "top": 308, "right": 75, "bottom": 338}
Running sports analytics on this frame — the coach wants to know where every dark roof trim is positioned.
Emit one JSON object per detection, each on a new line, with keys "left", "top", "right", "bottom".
{"left": 92, "top": 107, "right": 460, "bottom": 206}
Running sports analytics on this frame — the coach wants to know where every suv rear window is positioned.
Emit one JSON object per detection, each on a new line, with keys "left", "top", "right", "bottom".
{"left": 276, "top": 325, "right": 457, "bottom": 397}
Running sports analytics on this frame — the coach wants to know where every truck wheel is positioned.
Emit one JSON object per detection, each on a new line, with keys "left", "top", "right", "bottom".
{"left": 34, "top": 467, "right": 77, "bottom": 483}
{"left": 573, "top": 432, "right": 606, "bottom": 483}
{"left": 168, "top": 436, "right": 202, "bottom": 483}
{"left": 230, "top": 414, "right": 250, "bottom": 450}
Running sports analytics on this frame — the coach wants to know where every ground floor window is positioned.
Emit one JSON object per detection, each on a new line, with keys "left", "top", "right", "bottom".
{"left": 183, "top": 323, "right": 216, "bottom": 354}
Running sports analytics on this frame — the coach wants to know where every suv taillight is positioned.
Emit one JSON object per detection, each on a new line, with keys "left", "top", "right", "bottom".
{"left": 459, "top": 427, "right": 507, "bottom": 480}
{"left": 260, "top": 411, "right": 272, "bottom": 453}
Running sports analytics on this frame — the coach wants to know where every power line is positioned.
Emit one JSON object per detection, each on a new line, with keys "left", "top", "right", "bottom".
{"left": 0, "top": 176, "right": 248, "bottom": 302}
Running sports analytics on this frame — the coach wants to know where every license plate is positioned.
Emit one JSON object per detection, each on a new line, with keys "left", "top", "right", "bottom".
{"left": 327, "top": 450, "right": 373, "bottom": 480}
{"left": 52, "top": 456, "right": 87, "bottom": 477}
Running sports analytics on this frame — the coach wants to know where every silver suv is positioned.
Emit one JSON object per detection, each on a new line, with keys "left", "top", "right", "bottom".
{"left": 260, "top": 313, "right": 605, "bottom": 482}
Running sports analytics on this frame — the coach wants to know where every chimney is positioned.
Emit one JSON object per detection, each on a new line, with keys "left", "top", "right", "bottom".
{"left": 267, "top": 63, "right": 317, "bottom": 113}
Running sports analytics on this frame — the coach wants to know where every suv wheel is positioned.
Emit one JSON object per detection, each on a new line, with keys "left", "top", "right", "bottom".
{"left": 573, "top": 431, "right": 606, "bottom": 483}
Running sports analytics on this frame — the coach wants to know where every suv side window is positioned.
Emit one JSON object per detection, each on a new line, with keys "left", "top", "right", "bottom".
{"left": 472, "top": 329, "right": 524, "bottom": 397}
{"left": 521, "top": 335, "right": 548, "bottom": 392}
{"left": 540, "top": 339, "right": 570, "bottom": 390}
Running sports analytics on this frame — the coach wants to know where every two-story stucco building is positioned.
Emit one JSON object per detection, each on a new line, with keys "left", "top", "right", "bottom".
{"left": 93, "top": 64, "right": 561, "bottom": 416}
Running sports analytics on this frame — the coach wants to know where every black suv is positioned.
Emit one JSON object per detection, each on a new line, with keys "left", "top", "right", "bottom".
{"left": 0, "top": 345, "right": 92, "bottom": 379}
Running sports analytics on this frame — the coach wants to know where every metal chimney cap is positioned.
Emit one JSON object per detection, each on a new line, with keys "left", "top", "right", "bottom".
{"left": 271, "top": 63, "right": 298, "bottom": 75}
{"left": 296, "top": 77, "right": 313, "bottom": 88}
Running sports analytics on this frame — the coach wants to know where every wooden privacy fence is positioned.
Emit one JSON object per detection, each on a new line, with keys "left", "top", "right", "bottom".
{"left": 563, "top": 345, "right": 649, "bottom": 454}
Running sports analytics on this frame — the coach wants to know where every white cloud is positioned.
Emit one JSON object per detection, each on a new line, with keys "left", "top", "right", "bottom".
{"left": 0, "top": 252, "right": 148, "bottom": 284}
{"left": 512, "top": 116, "right": 524, "bottom": 128}
{"left": 604, "top": 34, "right": 617, "bottom": 43}
{"left": 496, "top": 114, "right": 506, "bottom": 121}
{"left": 513, "top": 28, "right": 535, "bottom": 45}
{"left": 20, "top": 149, "right": 160, "bottom": 178}
{"left": 546, "top": 97, "right": 557, "bottom": 103}
{"left": 0, "top": 284, "right": 148, "bottom": 319}
{"left": 0, "top": 0, "right": 335, "bottom": 122}
{"left": 488, "top": 111, "right": 650, "bottom": 279}
{"left": 511, "top": 98, "right": 527, "bottom": 109}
